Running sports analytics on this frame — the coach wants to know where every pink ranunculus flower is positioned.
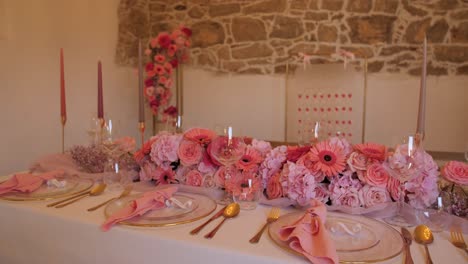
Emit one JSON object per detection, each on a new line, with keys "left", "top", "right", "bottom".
{"left": 359, "top": 185, "right": 391, "bottom": 208}
{"left": 114, "top": 136, "right": 136, "bottom": 152}
{"left": 154, "top": 54, "right": 165, "bottom": 64}
{"left": 354, "top": 142, "right": 386, "bottom": 162}
{"left": 237, "top": 146, "right": 263, "bottom": 171}
{"left": 251, "top": 139, "right": 272, "bottom": 157}
{"left": 154, "top": 167, "right": 176, "bottom": 185}
{"left": 266, "top": 172, "right": 283, "bottom": 199}
{"left": 387, "top": 176, "right": 401, "bottom": 201}
{"left": 442, "top": 161, "right": 468, "bottom": 186}
{"left": 185, "top": 169, "right": 203, "bottom": 187}
{"left": 347, "top": 152, "right": 368, "bottom": 172}
{"left": 178, "top": 139, "right": 203, "bottom": 166}
{"left": 150, "top": 133, "right": 182, "bottom": 167}
{"left": 360, "top": 163, "right": 389, "bottom": 188}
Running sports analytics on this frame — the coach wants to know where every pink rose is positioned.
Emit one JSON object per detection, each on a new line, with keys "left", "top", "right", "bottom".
{"left": 178, "top": 139, "right": 203, "bottom": 166}
{"left": 266, "top": 173, "right": 283, "bottom": 199}
{"left": 347, "top": 152, "right": 368, "bottom": 171}
{"left": 359, "top": 163, "right": 389, "bottom": 188}
{"left": 186, "top": 169, "right": 203, "bottom": 187}
{"left": 214, "top": 166, "right": 231, "bottom": 188}
{"left": 442, "top": 161, "right": 468, "bottom": 186}
{"left": 333, "top": 190, "right": 362, "bottom": 208}
{"left": 387, "top": 177, "right": 401, "bottom": 201}
{"left": 359, "top": 185, "right": 391, "bottom": 208}
{"left": 286, "top": 146, "right": 310, "bottom": 163}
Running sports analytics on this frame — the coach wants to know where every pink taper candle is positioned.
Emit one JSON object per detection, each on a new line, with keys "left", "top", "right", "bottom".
{"left": 416, "top": 37, "right": 427, "bottom": 136}
{"left": 97, "top": 61, "right": 104, "bottom": 119}
{"left": 138, "top": 39, "right": 144, "bottom": 123}
{"left": 60, "top": 48, "right": 66, "bottom": 122}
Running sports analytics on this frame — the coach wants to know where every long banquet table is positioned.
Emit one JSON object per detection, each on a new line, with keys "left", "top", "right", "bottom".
{"left": 1, "top": 187, "right": 467, "bottom": 264}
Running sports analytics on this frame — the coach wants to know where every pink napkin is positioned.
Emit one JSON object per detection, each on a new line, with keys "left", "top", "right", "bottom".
{"left": 101, "top": 186, "right": 178, "bottom": 231}
{"left": 278, "top": 199, "right": 339, "bottom": 264}
{"left": 0, "top": 170, "right": 64, "bottom": 195}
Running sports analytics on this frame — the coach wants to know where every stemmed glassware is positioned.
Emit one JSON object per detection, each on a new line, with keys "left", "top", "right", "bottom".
{"left": 210, "top": 126, "right": 246, "bottom": 205}
{"left": 383, "top": 135, "right": 424, "bottom": 227}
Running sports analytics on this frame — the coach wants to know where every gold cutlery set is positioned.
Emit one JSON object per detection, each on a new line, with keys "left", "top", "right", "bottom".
{"left": 190, "top": 204, "right": 281, "bottom": 242}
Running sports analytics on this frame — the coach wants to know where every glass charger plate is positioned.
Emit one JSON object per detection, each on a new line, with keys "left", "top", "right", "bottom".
{"left": 0, "top": 175, "right": 93, "bottom": 201}
{"left": 104, "top": 192, "right": 217, "bottom": 227}
{"left": 268, "top": 211, "right": 404, "bottom": 263}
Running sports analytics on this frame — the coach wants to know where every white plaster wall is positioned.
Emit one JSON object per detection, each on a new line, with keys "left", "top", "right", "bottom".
{"left": 0, "top": 0, "right": 466, "bottom": 175}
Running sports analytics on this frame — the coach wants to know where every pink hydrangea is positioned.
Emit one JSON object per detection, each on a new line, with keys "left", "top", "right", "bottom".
{"left": 405, "top": 151, "right": 439, "bottom": 209}
{"left": 259, "top": 145, "right": 287, "bottom": 187}
{"left": 281, "top": 162, "right": 317, "bottom": 207}
{"left": 329, "top": 136, "right": 353, "bottom": 156}
{"left": 329, "top": 172, "right": 364, "bottom": 208}
{"left": 150, "top": 133, "right": 182, "bottom": 168}
{"left": 251, "top": 139, "right": 272, "bottom": 157}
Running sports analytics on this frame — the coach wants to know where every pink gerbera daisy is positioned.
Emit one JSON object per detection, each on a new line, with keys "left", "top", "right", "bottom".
{"left": 309, "top": 141, "right": 346, "bottom": 177}
{"left": 154, "top": 167, "right": 176, "bottom": 185}
{"left": 354, "top": 142, "right": 386, "bottom": 161}
{"left": 184, "top": 128, "right": 217, "bottom": 145}
{"left": 237, "top": 147, "right": 263, "bottom": 171}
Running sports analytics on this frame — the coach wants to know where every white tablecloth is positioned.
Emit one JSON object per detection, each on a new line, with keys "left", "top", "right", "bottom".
{"left": 0, "top": 188, "right": 467, "bottom": 264}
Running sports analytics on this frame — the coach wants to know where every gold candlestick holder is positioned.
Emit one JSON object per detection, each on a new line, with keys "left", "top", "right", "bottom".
{"left": 61, "top": 116, "right": 66, "bottom": 153}
{"left": 139, "top": 122, "right": 145, "bottom": 148}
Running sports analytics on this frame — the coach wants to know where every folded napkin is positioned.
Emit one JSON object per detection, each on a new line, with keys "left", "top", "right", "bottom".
{"left": 278, "top": 199, "right": 339, "bottom": 264}
{"left": 101, "top": 186, "right": 178, "bottom": 231}
{"left": 0, "top": 170, "right": 64, "bottom": 195}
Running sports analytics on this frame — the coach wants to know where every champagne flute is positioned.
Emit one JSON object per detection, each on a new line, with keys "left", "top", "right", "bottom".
{"left": 384, "top": 135, "right": 424, "bottom": 227}
{"left": 210, "top": 126, "right": 245, "bottom": 205}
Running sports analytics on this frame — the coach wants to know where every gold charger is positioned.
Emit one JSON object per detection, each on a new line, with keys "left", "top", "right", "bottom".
{"left": 0, "top": 175, "right": 93, "bottom": 201}
{"left": 268, "top": 211, "right": 404, "bottom": 263}
{"left": 104, "top": 192, "right": 217, "bottom": 227}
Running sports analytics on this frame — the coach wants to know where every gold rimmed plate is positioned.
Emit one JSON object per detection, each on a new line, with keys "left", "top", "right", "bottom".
{"left": 0, "top": 175, "right": 93, "bottom": 201}
{"left": 104, "top": 192, "right": 216, "bottom": 227}
{"left": 268, "top": 211, "right": 404, "bottom": 263}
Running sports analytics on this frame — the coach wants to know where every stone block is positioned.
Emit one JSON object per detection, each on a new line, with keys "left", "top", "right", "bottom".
{"left": 347, "top": 15, "right": 397, "bottom": 44}
{"left": 191, "top": 21, "right": 225, "bottom": 48}
{"left": 270, "top": 16, "right": 304, "bottom": 39}
{"left": 232, "top": 17, "right": 267, "bottom": 42}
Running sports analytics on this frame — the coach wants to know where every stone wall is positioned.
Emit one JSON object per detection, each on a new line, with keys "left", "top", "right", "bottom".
{"left": 117, "top": 0, "right": 468, "bottom": 75}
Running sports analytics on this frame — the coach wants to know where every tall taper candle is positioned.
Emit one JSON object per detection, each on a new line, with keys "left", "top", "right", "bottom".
{"left": 138, "top": 39, "right": 144, "bottom": 122}
{"left": 60, "top": 48, "right": 66, "bottom": 122}
{"left": 416, "top": 37, "right": 427, "bottom": 136}
{"left": 97, "top": 61, "right": 104, "bottom": 119}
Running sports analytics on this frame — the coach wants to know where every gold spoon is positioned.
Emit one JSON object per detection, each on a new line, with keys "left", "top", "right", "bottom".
{"left": 414, "top": 224, "right": 434, "bottom": 264}
{"left": 54, "top": 184, "right": 107, "bottom": 208}
{"left": 204, "top": 203, "right": 240, "bottom": 239}
{"left": 87, "top": 185, "right": 133, "bottom": 212}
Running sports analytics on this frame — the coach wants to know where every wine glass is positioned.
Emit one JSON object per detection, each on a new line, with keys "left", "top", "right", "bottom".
{"left": 210, "top": 127, "right": 246, "bottom": 205}
{"left": 103, "top": 159, "right": 134, "bottom": 192}
{"left": 383, "top": 135, "right": 424, "bottom": 227}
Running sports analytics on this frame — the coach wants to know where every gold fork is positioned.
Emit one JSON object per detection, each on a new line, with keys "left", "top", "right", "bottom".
{"left": 249, "top": 207, "right": 280, "bottom": 244}
{"left": 450, "top": 230, "right": 468, "bottom": 254}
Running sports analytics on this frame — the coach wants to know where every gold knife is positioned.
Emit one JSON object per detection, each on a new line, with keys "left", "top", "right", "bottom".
{"left": 190, "top": 206, "right": 227, "bottom": 235}
{"left": 401, "top": 227, "right": 414, "bottom": 264}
